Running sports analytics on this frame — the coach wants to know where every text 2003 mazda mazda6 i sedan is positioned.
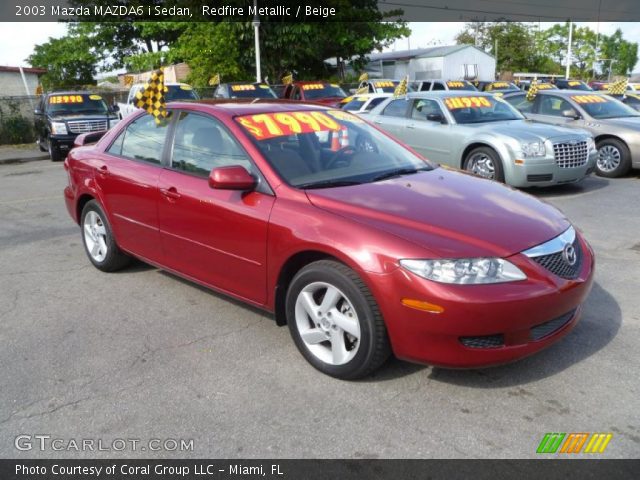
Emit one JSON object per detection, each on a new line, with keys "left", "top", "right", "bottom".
{"left": 64, "top": 101, "right": 594, "bottom": 379}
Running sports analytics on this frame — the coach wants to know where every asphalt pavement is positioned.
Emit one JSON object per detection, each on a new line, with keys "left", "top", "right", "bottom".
{"left": 0, "top": 160, "right": 638, "bottom": 459}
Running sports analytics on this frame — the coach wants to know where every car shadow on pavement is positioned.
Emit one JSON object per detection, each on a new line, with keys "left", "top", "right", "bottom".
{"left": 422, "top": 281, "right": 621, "bottom": 388}
{"left": 523, "top": 175, "right": 610, "bottom": 198}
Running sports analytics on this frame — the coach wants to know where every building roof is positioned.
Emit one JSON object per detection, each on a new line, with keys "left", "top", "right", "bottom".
{"left": 365, "top": 45, "right": 492, "bottom": 62}
{"left": 0, "top": 66, "right": 47, "bottom": 74}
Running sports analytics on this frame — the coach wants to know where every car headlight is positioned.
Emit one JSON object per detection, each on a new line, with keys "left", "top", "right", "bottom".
{"left": 400, "top": 258, "right": 527, "bottom": 284}
{"left": 586, "top": 137, "right": 596, "bottom": 151}
{"left": 50, "top": 122, "right": 67, "bottom": 135}
{"left": 520, "top": 141, "right": 546, "bottom": 157}
{"left": 109, "top": 118, "right": 120, "bottom": 129}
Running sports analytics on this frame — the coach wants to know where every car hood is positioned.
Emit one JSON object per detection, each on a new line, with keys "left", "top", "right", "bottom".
{"left": 462, "top": 119, "right": 584, "bottom": 141}
{"left": 306, "top": 168, "right": 570, "bottom": 258}
{"left": 49, "top": 113, "right": 114, "bottom": 121}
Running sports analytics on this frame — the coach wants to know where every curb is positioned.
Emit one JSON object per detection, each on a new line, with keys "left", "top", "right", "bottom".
{"left": 0, "top": 154, "right": 50, "bottom": 165}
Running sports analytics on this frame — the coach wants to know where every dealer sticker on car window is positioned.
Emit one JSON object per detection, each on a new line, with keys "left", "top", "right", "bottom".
{"left": 490, "top": 82, "right": 510, "bottom": 89}
{"left": 231, "top": 85, "right": 256, "bottom": 91}
{"left": 444, "top": 96, "right": 493, "bottom": 110}
{"left": 571, "top": 95, "right": 608, "bottom": 104}
{"left": 569, "top": 81, "right": 582, "bottom": 86}
{"left": 447, "top": 81, "right": 466, "bottom": 88}
{"left": 49, "top": 95, "right": 83, "bottom": 104}
{"left": 537, "top": 84, "right": 555, "bottom": 90}
{"left": 302, "top": 84, "right": 325, "bottom": 90}
{"left": 236, "top": 111, "right": 341, "bottom": 139}
{"left": 374, "top": 81, "right": 394, "bottom": 87}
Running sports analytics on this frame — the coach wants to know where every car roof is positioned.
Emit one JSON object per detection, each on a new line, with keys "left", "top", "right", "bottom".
{"left": 403, "top": 91, "right": 494, "bottom": 99}
{"left": 221, "top": 81, "right": 270, "bottom": 85}
{"left": 167, "top": 99, "right": 332, "bottom": 116}
{"left": 292, "top": 80, "right": 335, "bottom": 84}
{"left": 46, "top": 91, "right": 94, "bottom": 96}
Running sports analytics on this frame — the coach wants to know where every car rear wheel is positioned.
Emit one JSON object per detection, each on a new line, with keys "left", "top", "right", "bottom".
{"left": 595, "top": 138, "right": 631, "bottom": 178}
{"left": 81, "top": 200, "right": 130, "bottom": 272}
{"left": 285, "top": 260, "right": 390, "bottom": 379}
{"left": 38, "top": 137, "right": 47, "bottom": 152}
{"left": 463, "top": 147, "right": 505, "bottom": 182}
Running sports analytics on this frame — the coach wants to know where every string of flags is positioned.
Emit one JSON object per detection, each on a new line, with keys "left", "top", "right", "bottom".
{"left": 526, "top": 79, "right": 539, "bottom": 101}
{"left": 135, "top": 68, "right": 168, "bottom": 125}
{"left": 282, "top": 73, "right": 293, "bottom": 85}
{"left": 208, "top": 74, "right": 221, "bottom": 86}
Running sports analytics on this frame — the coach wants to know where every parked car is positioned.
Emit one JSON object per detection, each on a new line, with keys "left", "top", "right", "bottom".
{"left": 502, "top": 90, "right": 640, "bottom": 177}
{"left": 356, "top": 79, "right": 404, "bottom": 94}
{"left": 554, "top": 79, "right": 592, "bottom": 91}
{"left": 63, "top": 101, "right": 594, "bottom": 379}
{"left": 478, "top": 81, "right": 520, "bottom": 96}
{"left": 588, "top": 81, "right": 632, "bottom": 92}
{"left": 213, "top": 82, "right": 278, "bottom": 99}
{"left": 281, "top": 81, "right": 347, "bottom": 107}
{"left": 368, "top": 91, "right": 596, "bottom": 187}
{"left": 413, "top": 79, "right": 478, "bottom": 92}
{"left": 339, "top": 93, "right": 391, "bottom": 114}
{"left": 518, "top": 81, "right": 558, "bottom": 92}
{"left": 618, "top": 93, "right": 640, "bottom": 111}
{"left": 34, "top": 91, "right": 120, "bottom": 161}
{"left": 118, "top": 83, "right": 199, "bottom": 119}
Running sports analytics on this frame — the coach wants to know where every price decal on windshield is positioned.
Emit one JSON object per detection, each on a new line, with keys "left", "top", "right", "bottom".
{"left": 374, "top": 81, "right": 394, "bottom": 87}
{"left": 49, "top": 95, "right": 83, "bottom": 104}
{"left": 571, "top": 95, "right": 608, "bottom": 104}
{"left": 302, "top": 84, "right": 325, "bottom": 90}
{"left": 236, "top": 111, "right": 341, "bottom": 139}
{"left": 447, "top": 81, "right": 466, "bottom": 88}
{"left": 444, "top": 96, "right": 493, "bottom": 110}
{"left": 231, "top": 85, "right": 256, "bottom": 91}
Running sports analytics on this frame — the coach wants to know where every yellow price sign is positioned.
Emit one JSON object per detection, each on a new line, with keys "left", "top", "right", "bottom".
{"left": 444, "top": 96, "right": 493, "bottom": 110}
{"left": 236, "top": 111, "right": 341, "bottom": 140}
{"left": 571, "top": 95, "right": 608, "bottom": 104}
{"left": 49, "top": 95, "right": 83, "bottom": 104}
{"left": 447, "top": 81, "right": 465, "bottom": 88}
{"left": 302, "top": 84, "right": 325, "bottom": 90}
{"left": 231, "top": 85, "right": 256, "bottom": 91}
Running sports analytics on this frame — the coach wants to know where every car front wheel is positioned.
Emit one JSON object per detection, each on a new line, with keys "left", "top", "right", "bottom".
{"left": 286, "top": 260, "right": 390, "bottom": 379}
{"left": 596, "top": 138, "right": 631, "bottom": 178}
{"left": 48, "top": 138, "right": 63, "bottom": 162}
{"left": 81, "top": 200, "right": 130, "bottom": 272}
{"left": 463, "top": 146, "right": 505, "bottom": 182}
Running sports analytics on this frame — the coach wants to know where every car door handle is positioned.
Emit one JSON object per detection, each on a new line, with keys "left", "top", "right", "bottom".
{"left": 97, "top": 165, "right": 109, "bottom": 177}
{"left": 160, "top": 187, "right": 181, "bottom": 200}
{"left": 373, "top": 120, "right": 382, "bottom": 124}
{"left": 407, "top": 124, "right": 416, "bottom": 129}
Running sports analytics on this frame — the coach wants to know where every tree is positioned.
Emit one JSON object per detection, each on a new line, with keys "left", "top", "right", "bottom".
{"left": 27, "top": 34, "right": 99, "bottom": 89}
{"left": 537, "top": 23, "right": 597, "bottom": 79}
{"left": 599, "top": 29, "right": 638, "bottom": 77}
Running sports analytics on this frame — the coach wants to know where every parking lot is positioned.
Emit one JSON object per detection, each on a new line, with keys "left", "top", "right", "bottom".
{"left": 0, "top": 160, "right": 638, "bottom": 459}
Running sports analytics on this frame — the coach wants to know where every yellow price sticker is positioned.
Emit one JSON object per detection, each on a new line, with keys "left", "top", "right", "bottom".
{"left": 231, "top": 85, "right": 256, "bottom": 91}
{"left": 571, "top": 95, "right": 608, "bottom": 104}
{"left": 179, "top": 85, "right": 193, "bottom": 90}
{"left": 302, "top": 84, "right": 325, "bottom": 90}
{"left": 444, "top": 96, "right": 493, "bottom": 110}
{"left": 447, "top": 81, "right": 465, "bottom": 88}
{"left": 49, "top": 95, "right": 83, "bottom": 104}
{"left": 236, "top": 111, "right": 341, "bottom": 140}
{"left": 89, "top": 94, "right": 102, "bottom": 100}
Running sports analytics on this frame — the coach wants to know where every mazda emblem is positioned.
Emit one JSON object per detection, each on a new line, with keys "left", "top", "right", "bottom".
{"left": 562, "top": 243, "right": 577, "bottom": 266}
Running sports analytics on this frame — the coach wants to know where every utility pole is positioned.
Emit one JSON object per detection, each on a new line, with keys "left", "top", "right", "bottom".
{"left": 253, "top": 0, "right": 261, "bottom": 82}
{"left": 565, "top": 21, "right": 573, "bottom": 80}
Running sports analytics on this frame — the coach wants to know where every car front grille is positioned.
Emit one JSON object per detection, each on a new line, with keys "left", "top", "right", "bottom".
{"left": 67, "top": 120, "right": 108, "bottom": 134}
{"left": 530, "top": 309, "right": 576, "bottom": 341}
{"left": 531, "top": 236, "right": 582, "bottom": 279}
{"left": 460, "top": 334, "right": 504, "bottom": 349}
{"left": 527, "top": 174, "right": 553, "bottom": 182}
{"left": 553, "top": 140, "right": 588, "bottom": 168}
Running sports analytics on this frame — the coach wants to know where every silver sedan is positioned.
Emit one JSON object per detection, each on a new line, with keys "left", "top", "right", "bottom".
{"left": 503, "top": 90, "right": 640, "bottom": 177}
{"left": 368, "top": 92, "right": 597, "bottom": 188}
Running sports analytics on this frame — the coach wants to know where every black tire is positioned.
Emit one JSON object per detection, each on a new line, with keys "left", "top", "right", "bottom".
{"left": 48, "top": 138, "right": 63, "bottom": 162}
{"left": 285, "top": 260, "right": 390, "bottom": 379}
{"left": 595, "top": 138, "right": 631, "bottom": 178}
{"left": 80, "top": 200, "right": 131, "bottom": 272}
{"left": 38, "top": 137, "right": 47, "bottom": 152}
{"left": 463, "top": 146, "right": 505, "bottom": 182}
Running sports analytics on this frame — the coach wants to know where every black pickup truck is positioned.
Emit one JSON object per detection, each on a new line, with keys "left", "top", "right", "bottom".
{"left": 34, "top": 91, "right": 120, "bottom": 161}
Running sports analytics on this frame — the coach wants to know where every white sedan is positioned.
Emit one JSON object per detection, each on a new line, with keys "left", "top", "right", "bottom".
{"left": 340, "top": 93, "right": 391, "bottom": 115}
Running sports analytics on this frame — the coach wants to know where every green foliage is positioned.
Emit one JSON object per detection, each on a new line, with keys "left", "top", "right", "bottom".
{"left": 600, "top": 29, "right": 639, "bottom": 77}
{"left": 0, "top": 100, "right": 35, "bottom": 145}
{"left": 27, "top": 34, "right": 98, "bottom": 89}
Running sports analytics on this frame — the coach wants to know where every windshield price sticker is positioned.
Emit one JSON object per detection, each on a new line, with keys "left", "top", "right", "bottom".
{"left": 444, "top": 96, "right": 493, "bottom": 110}
{"left": 569, "top": 81, "right": 582, "bottom": 86}
{"left": 302, "top": 84, "right": 325, "bottom": 90}
{"left": 571, "top": 95, "right": 608, "bottom": 104}
{"left": 49, "top": 95, "right": 83, "bottom": 104}
{"left": 231, "top": 85, "right": 256, "bottom": 91}
{"left": 374, "top": 81, "right": 395, "bottom": 87}
{"left": 537, "top": 84, "right": 555, "bottom": 90}
{"left": 236, "top": 111, "right": 341, "bottom": 139}
{"left": 447, "top": 81, "right": 466, "bottom": 88}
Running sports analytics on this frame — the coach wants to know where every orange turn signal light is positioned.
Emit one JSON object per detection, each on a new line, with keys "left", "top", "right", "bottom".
{"left": 514, "top": 159, "right": 525, "bottom": 165}
{"left": 401, "top": 298, "right": 445, "bottom": 314}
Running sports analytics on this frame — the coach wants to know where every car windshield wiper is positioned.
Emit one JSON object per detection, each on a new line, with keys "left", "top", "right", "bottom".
{"left": 372, "top": 167, "right": 429, "bottom": 182}
{"left": 297, "top": 179, "right": 363, "bottom": 189}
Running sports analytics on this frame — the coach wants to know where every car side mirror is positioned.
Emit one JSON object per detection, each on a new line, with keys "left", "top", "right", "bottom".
{"left": 562, "top": 109, "right": 580, "bottom": 120}
{"left": 426, "top": 113, "right": 446, "bottom": 124}
{"left": 208, "top": 165, "right": 256, "bottom": 191}
{"left": 34, "top": 108, "right": 43, "bottom": 115}
{"left": 110, "top": 104, "right": 120, "bottom": 113}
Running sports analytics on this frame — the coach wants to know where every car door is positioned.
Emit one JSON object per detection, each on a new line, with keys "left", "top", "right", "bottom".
{"left": 157, "top": 110, "right": 275, "bottom": 304}
{"left": 370, "top": 98, "right": 411, "bottom": 138}
{"left": 530, "top": 94, "right": 579, "bottom": 126}
{"left": 95, "top": 113, "right": 167, "bottom": 262}
{"left": 403, "top": 99, "right": 452, "bottom": 164}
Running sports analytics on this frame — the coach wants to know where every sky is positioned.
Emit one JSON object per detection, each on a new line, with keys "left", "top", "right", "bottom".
{"left": 1, "top": 21, "right": 639, "bottom": 71}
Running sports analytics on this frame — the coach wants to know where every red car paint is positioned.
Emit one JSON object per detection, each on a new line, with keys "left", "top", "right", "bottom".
{"left": 64, "top": 100, "right": 594, "bottom": 368}
{"left": 280, "top": 81, "right": 347, "bottom": 107}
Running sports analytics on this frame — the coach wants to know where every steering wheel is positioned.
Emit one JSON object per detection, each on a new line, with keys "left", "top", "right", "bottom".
{"left": 327, "top": 146, "right": 356, "bottom": 169}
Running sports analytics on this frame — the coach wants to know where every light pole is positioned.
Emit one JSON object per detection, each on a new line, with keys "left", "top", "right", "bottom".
{"left": 565, "top": 21, "right": 573, "bottom": 80}
{"left": 253, "top": 0, "right": 261, "bottom": 83}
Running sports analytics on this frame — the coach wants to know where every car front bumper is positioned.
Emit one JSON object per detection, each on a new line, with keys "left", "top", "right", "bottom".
{"left": 366, "top": 233, "right": 595, "bottom": 368}
{"left": 505, "top": 150, "right": 598, "bottom": 187}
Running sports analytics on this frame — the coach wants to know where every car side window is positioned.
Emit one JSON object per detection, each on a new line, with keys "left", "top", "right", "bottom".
{"left": 432, "top": 82, "right": 445, "bottom": 91}
{"left": 109, "top": 114, "right": 168, "bottom": 165}
{"left": 382, "top": 99, "right": 409, "bottom": 117}
{"left": 411, "top": 99, "right": 442, "bottom": 120}
{"left": 505, "top": 94, "right": 533, "bottom": 113}
{"left": 537, "top": 96, "right": 574, "bottom": 117}
{"left": 420, "top": 82, "right": 432, "bottom": 91}
{"left": 170, "top": 112, "right": 253, "bottom": 178}
{"left": 292, "top": 87, "right": 301, "bottom": 100}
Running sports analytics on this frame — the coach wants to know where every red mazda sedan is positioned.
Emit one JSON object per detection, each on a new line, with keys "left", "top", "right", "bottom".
{"left": 64, "top": 100, "right": 594, "bottom": 379}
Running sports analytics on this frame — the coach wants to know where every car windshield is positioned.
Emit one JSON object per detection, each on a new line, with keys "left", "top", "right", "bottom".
{"left": 302, "top": 84, "right": 347, "bottom": 99}
{"left": 166, "top": 85, "right": 199, "bottom": 101}
{"left": 372, "top": 81, "right": 398, "bottom": 93}
{"left": 570, "top": 94, "right": 640, "bottom": 119}
{"left": 564, "top": 81, "right": 592, "bottom": 91}
{"left": 47, "top": 94, "right": 109, "bottom": 115}
{"left": 229, "top": 84, "right": 278, "bottom": 98}
{"left": 486, "top": 82, "right": 519, "bottom": 92}
{"left": 446, "top": 81, "right": 477, "bottom": 91}
{"left": 235, "top": 109, "right": 433, "bottom": 188}
{"left": 443, "top": 95, "right": 524, "bottom": 123}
